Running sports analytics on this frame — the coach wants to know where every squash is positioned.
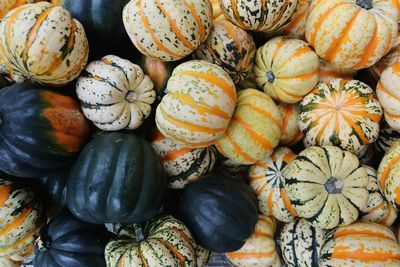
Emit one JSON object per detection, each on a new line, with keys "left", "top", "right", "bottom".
{"left": 219, "top": 0, "right": 299, "bottom": 33}
{"left": 67, "top": 132, "right": 165, "bottom": 224}
{"left": 319, "top": 59, "right": 356, "bottom": 82}
{"left": 278, "top": 0, "right": 311, "bottom": 39}
{"left": 360, "top": 166, "right": 397, "bottom": 227}
{"left": 226, "top": 215, "right": 281, "bottom": 267}
{"left": 122, "top": 0, "right": 212, "bottom": 62}
{"left": 76, "top": 55, "right": 156, "bottom": 131}
{"left": 0, "top": 0, "right": 35, "bottom": 19}
{"left": 283, "top": 145, "right": 370, "bottom": 229}
{"left": 280, "top": 219, "right": 326, "bottom": 267}
{"left": 306, "top": 0, "right": 398, "bottom": 70}
{"left": 194, "top": 19, "right": 256, "bottom": 84}
{"left": 278, "top": 103, "right": 303, "bottom": 146}
{"left": 299, "top": 79, "right": 382, "bottom": 155}
{"left": 105, "top": 215, "right": 209, "bottom": 267}
{"left": 34, "top": 210, "right": 112, "bottom": 267}
{"left": 210, "top": 0, "right": 224, "bottom": 21}
{"left": 215, "top": 89, "right": 282, "bottom": 165}
{"left": 151, "top": 130, "right": 216, "bottom": 189}
{"left": 319, "top": 222, "right": 400, "bottom": 266}
{"left": 375, "top": 122, "right": 400, "bottom": 155}
{"left": 0, "top": 83, "right": 90, "bottom": 177}
{"left": 156, "top": 60, "right": 237, "bottom": 148}
{"left": 179, "top": 173, "right": 258, "bottom": 252}
{"left": 0, "top": 2, "right": 89, "bottom": 86}
{"left": 216, "top": 157, "right": 250, "bottom": 180}
{"left": 249, "top": 147, "right": 297, "bottom": 222}
{"left": 39, "top": 167, "right": 69, "bottom": 208}
{"left": 254, "top": 37, "right": 320, "bottom": 104}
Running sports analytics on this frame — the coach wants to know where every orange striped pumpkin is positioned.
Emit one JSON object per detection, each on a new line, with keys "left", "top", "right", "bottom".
{"left": 254, "top": 37, "right": 320, "bottom": 104}
{"left": 215, "top": 89, "right": 282, "bottom": 165}
{"left": 319, "top": 222, "right": 400, "bottom": 266}
{"left": 226, "top": 215, "right": 281, "bottom": 267}
{"left": 122, "top": 0, "right": 212, "bottom": 62}
{"left": 210, "top": 0, "right": 224, "bottom": 21}
{"left": 278, "top": 0, "right": 311, "bottom": 39}
{"left": 249, "top": 147, "right": 297, "bottom": 222}
{"left": 0, "top": 2, "right": 89, "bottom": 86}
{"left": 306, "top": 0, "right": 398, "bottom": 70}
{"left": 155, "top": 60, "right": 237, "bottom": 148}
{"left": 299, "top": 79, "right": 383, "bottom": 155}
{"left": 277, "top": 103, "right": 303, "bottom": 146}
{"left": 319, "top": 59, "right": 356, "bottom": 82}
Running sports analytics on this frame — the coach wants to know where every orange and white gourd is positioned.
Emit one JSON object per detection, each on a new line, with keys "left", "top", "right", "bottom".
{"left": 76, "top": 55, "right": 156, "bottom": 131}
{"left": 277, "top": 103, "right": 303, "bottom": 146}
{"left": 210, "top": 0, "right": 224, "bottom": 21}
{"left": 249, "top": 147, "right": 297, "bottom": 222}
{"left": 390, "top": 0, "right": 400, "bottom": 23}
{"left": 299, "top": 79, "right": 383, "bottom": 155}
{"left": 254, "top": 37, "right": 320, "bottom": 104}
{"left": 122, "top": 0, "right": 212, "bottom": 62}
{"left": 306, "top": 0, "right": 398, "bottom": 70}
{"left": 0, "top": 2, "right": 88, "bottom": 86}
{"left": 156, "top": 60, "right": 237, "bottom": 148}
{"left": 278, "top": 0, "right": 311, "bottom": 39}
{"left": 0, "top": 0, "right": 36, "bottom": 20}
{"left": 319, "top": 59, "right": 356, "bottom": 82}
{"left": 214, "top": 89, "right": 282, "bottom": 165}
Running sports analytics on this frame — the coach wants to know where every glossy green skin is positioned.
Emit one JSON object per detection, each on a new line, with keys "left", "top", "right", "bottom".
{"left": 39, "top": 167, "right": 70, "bottom": 208}
{"left": 67, "top": 132, "right": 165, "bottom": 225}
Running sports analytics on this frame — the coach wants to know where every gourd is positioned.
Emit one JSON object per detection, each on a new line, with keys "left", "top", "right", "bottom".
{"left": 278, "top": 103, "right": 303, "bottom": 146}
{"left": 375, "top": 122, "right": 400, "bottom": 155}
{"left": 39, "top": 167, "right": 69, "bottom": 208}
{"left": 278, "top": 0, "right": 311, "bottom": 39}
{"left": 319, "top": 59, "right": 356, "bottom": 82}
{"left": 0, "top": 0, "right": 35, "bottom": 19}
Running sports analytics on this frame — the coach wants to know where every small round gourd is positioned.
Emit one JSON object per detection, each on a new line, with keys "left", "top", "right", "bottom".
{"left": 319, "top": 59, "right": 356, "bottom": 82}
{"left": 278, "top": 0, "right": 311, "bottom": 39}
{"left": 254, "top": 37, "right": 320, "bottom": 104}
{"left": 277, "top": 103, "right": 303, "bottom": 146}
{"left": 375, "top": 122, "right": 400, "bottom": 155}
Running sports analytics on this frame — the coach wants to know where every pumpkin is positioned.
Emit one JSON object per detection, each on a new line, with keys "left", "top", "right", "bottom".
{"left": 151, "top": 130, "right": 216, "bottom": 189}
{"left": 319, "top": 222, "right": 400, "bottom": 266}
{"left": 122, "top": 0, "right": 212, "bottom": 62}
{"left": 249, "top": 147, "right": 298, "bottom": 222}
{"left": 283, "top": 145, "right": 370, "bottom": 229}
{"left": 0, "top": 2, "right": 89, "bottom": 86}
{"left": 34, "top": 210, "right": 112, "bottom": 267}
{"left": 76, "top": 55, "right": 156, "bottom": 131}
{"left": 377, "top": 61, "right": 400, "bottom": 131}
{"left": 156, "top": 60, "right": 237, "bottom": 148}
{"left": 226, "top": 215, "right": 281, "bottom": 267}
{"left": 254, "top": 37, "right": 320, "bottom": 104}
{"left": 360, "top": 166, "right": 397, "bottom": 227}
{"left": 0, "top": 83, "right": 90, "bottom": 177}
{"left": 280, "top": 219, "right": 326, "bottom": 267}
{"left": 278, "top": 0, "right": 311, "bottom": 39}
{"left": 375, "top": 122, "right": 400, "bottom": 155}
{"left": 215, "top": 89, "right": 282, "bottom": 165}
{"left": 306, "top": 0, "right": 398, "bottom": 70}
{"left": 219, "top": 0, "right": 299, "bottom": 33}
{"left": 105, "top": 215, "right": 209, "bottom": 267}
{"left": 299, "top": 79, "right": 383, "bottom": 155}
{"left": 67, "top": 132, "right": 165, "bottom": 224}
{"left": 278, "top": 103, "right": 303, "bottom": 146}
{"left": 319, "top": 59, "right": 356, "bottom": 82}
{"left": 0, "top": 179, "right": 45, "bottom": 257}
{"left": 179, "top": 173, "right": 258, "bottom": 252}
{"left": 39, "top": 167, "right": 69, "bottom": 208}
{"left": 210, "top": 0, "right": 224, "bottom": 21}
{"left": 194, "top": 19, "right": 256, "bottom": 84}
{"left": 0, "top": 0, "right": 35, "bottom": 19}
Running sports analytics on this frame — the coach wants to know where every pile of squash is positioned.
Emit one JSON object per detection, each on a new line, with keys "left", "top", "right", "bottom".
{"left": 1, "top": 0, "right": 400, "bottom": 266}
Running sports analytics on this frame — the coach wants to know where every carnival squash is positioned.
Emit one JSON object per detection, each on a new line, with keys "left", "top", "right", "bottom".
{"left": 0, "top": 0, "right": 35, "bottom": 19}
{"left": 278, "top": 0, "right": 311, "bottom": 39}
{"left": 278, "top": 103, "right": 303, "bottom": 146}
{"left": 375, "top": 122, "right": 400, "bottom": 155}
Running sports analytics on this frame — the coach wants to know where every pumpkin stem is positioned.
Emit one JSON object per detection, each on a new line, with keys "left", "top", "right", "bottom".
{"left": 135, "top": 226, "right": 146, "bottom": 243}
{"left": 126, "top": 91, "right": 138, "bottom": 103}
{"left": 324, "top": 177, "right": 344, "bottom": 194}
{"left": 356, "top": 0, "right": 373, "bottom": 10}
{"left": 266, "top": 71, "right": 275, "bottom": 83}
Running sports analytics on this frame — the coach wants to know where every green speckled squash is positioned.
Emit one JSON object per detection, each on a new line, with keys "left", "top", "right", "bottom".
{"left": 375, "top": 122, "right": 400, "bottom": 155}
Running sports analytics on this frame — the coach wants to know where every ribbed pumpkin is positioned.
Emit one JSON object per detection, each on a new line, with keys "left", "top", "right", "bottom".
{"left": 122, "top": 0, "right": 212, "bottom": 62}
{"left": 377, "top": 61, "right": 400, "bottom": 131}
{"left": 254, "top": 37, "right": 320, "bottom": 104}
{"left": 226, "top": 215, "right": 281, "bottom": 267}
{"left": 319, "top": 59, "right": 356, "bottom": 82}
{"left": 375, "top": 122, "right": 400, "bottom": 155}
{"left": 0, "top": 2, "right": 89, "bottom": 86}
{"left": 283, "top": 145, "right": 370, "bottom": 229}
{"left": 360, "top": 166, "right": 397, "bottom": 227}
{"left": 277, "top": 103, "right": 303, "bottom": 146}
{"left": 215, "top": 89, "right": 282, "bottom": 165}
{"left": 105, "top": 215, "right": 209, "bottom": 267}
{"left": 194, "top": 19, "right": 256, "bottom": 84}
{"left": 306, "top": 0, "right": 398, "bottom": 70}
{"left": 219, "top": 0, "right": 299, "bottom": 33}
{"left": 319, "top": 222, "right": 400, "bottom": 266}
{"left": 280, "top": 219, "right": 326, "bottom": 267}
{"left": 0, "top": 0, "right": 36, "bottom": 19}
{"left": 76, "top": 55, "right": 156, "bottom": 131}
{"left": 249, "top": 147, "right": 297, "bottom": 222}
{"left": 278, "top": 0, "right": 311, "bottom": 39}
{"left": 210, "top": 0, "right": 224, "bottom": 21}
{"left": 0, "top": 179, "right": 45, "bottom": 257}
{"left": 156, "top": 60, "right": 237, "bottom": 148}
{"left": 151, "top": 130, "right": 216, "bottom": 189}
{"left": 39, "top": 167, "right": 69, "bottom": 208}
{"left": 299, "top": 79, "right": 383, "bottom": 155}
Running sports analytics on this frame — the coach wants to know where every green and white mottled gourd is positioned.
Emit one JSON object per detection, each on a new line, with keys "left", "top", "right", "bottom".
{"left": 280, "top": 219, "right": 326, "bottom": 267}
{"left": 122, "top": 0, "right": 212, "bottom": 62}
{"left": 76, "top": 55, "right": 156, "bottom": 131}
{"left": 375, "top": 122, "right": 400, "bottom": 155}
{"left": 360, "top": 166, "right": 397, "bottom": 227}
{"left": 151, "top": 130, "right": 216, "bottom": 189}
{"left": 283, "top": 145, "right": 370, "bottom": 229}
{"left": 219, "top": 0, "right": 299, "bottom": 33}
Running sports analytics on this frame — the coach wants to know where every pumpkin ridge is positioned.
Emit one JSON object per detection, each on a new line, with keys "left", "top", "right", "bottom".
{"left": 183, "top": 0, "right": 206, "bottom": 41}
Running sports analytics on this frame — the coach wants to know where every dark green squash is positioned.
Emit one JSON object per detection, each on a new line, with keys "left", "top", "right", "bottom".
{"left": 0, "top": 83, "right": 90, "bottom": 178}
{"left": 34, "top": 210, "right": 113, "bottom": 267}
{"left": 66, "top": 132, "right": 165, "bottom": 225}
{"left": 179, "top": 174, "right": 258, "bottom": 253}
{"left": 0, "top": 75, "right": 10, "bottom": 89}
{"left": 39, "top": 167, "right": 70, "bottom": 208}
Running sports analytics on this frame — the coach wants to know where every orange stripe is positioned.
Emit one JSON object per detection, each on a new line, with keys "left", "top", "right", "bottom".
{"left": 392, "top": 62, "right": 400, "bottom": 73}
{"left": 0, "top": 207, "right": 32, "bottom": 236}
{"left": 354, "top": 16, "right": 379, "bottom": 69}
{"left": 332, "top": 245, "right": 399, "bottom": 262}
{"left": 162, "top": 130, "right": 214, "bottom": 148}
{"left": 340, "top": 112, "right": 369, "bottom": 144}
{"left": 158, "top": 239, "right": 186, "bottom": 266}
{"left": 237, "top": 103, "right": 282, "bottom": 128}
{"left": 279, "top": 70, "right": 319, "bottom": 80}
{"left": 0, "top": 186, "right": 10, "bottom": 207}
{"left": 282, "top": 6, "right": 308, "bottom": 33}
{"left": 183, "top": 0, "right": 206, "bottom": 41}
{"left": 223, "top": 132, "right": 257, "bottom": 163}
{"left": 253, "top": 230, "right": 272, "bottom": 239}
{"left": 319, "top": 70, "right": 352, "bottom": 80}
{"left": 267, "top": 188, "right": 274, "bottom": 213}
{"left": 249, "top": 174, "right": 266, "bottom": 181}
{"left": 395, "top": 186, "right": 400, "bottom": 205}
{"left": 380, "top": 155, "right": 400, "bottom": 192}
{"left": 171, "top": 226, "right": 196, "bottom": 251}
{"left": 378, "top": 82, "right": 400, "bottom": 102}
{"left": 379, "top": 205, "right": 394, "bottom": 225}
{"left": 367, "top": 201, "right": 386, "bottom": 214}
{"left": 153, "top": 130, "right": 165, "bottom": 142}
{"left": 276, "top": 46, "right": 312, "bottom": 71}
{"left": 161, "top": 148, "right": 193, "bottom": 163}
{"left": 226, "top": 252, "right": 274, "bottom": 259}
{"left": 0, "top": 229, "right": 37, "bottom": 254}
{"left": 282, "top": 151, "right": 296, "bottom": 163}
{"left": 229, "top": 0, "right": 245, "bottom": 28}
{"left": 6, "top": 5, "right": 31, "bottom": 48}
{"left": 281, "top": 105, "right": 294, "bottom": 136}
{"left": 281, "top": 188, "right": 298, "bottom": 216}
{"left": 271, "top": 39, "right": 286, "bottom": 65}
{"left": 344, "top": 110, "right": 381, "bottom": 122}
{"left": 334, "top": 229, "right": 395, "bottom": 241}
{"left": 231, "top": 117, "right": 273, "bottom": 151}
